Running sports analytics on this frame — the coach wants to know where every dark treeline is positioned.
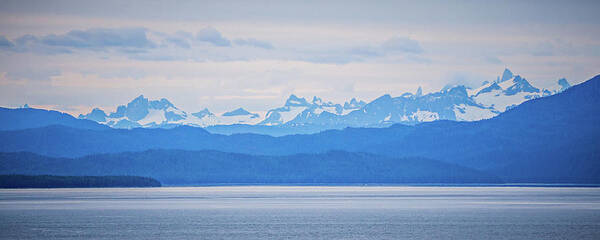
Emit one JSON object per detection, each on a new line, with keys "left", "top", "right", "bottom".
{"left": 0, "top": 175, "right": 161, "bottom": 188}
{"left": 0, "top": 151, "right": 500, "bottom": 185}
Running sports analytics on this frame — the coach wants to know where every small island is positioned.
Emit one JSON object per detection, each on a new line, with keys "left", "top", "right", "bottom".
{"left": 0, "top": 175, "right": 161, "bottom": 188}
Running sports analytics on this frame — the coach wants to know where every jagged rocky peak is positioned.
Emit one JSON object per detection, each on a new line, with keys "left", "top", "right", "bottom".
{"left": 125, "top": 95, "right": 151, "bottom": 121}
{"left": 77, "top": 94, "right": 189, "bottom": 128}
{"left": 192, "top": 108, "right": 213, "bottom": 118}
{"left": 344, "top": 98, "right": 366, "bottom": 109}
{"left": 150, "top": 98, "right": 176, "bottom": 110}
{"left": 109, "top": 105, "right": 126, "bottom": 118}
{"left": 126, "top": 95, "right": 176, "bottom": 110}
{"left": 312, "top": 96, "right": 323, "bottom": 105}
{"left": 558, "top": 78, "right": 571, "bottom": 91}
{"left": 72, "top": 68, "right": 573, "bottom": 131}
{"left": 78, "top": 108, "right": 108, "bottom": 122}
{"left": 481, "top": 81, "right": 501, "bottom": 92}
{"left": 503, "top": 75, "right": 539, "bottom": 95}
{"left": 285, "top": 94, "right": 310, "bottom": 107}
{"left": 128, "top": 94, "right": 148, "bottom": 107}
{"left": 499, "top": 68, "right": 514, "bottom": 82}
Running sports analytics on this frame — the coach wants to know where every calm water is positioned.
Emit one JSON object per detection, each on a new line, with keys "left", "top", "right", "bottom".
{"left": 1, "top": 186, "right": 599, "bottom": 239}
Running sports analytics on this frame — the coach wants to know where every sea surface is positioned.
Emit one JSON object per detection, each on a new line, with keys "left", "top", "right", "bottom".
{"left": 1, "top": 186, "right": 599, "bottom": 239}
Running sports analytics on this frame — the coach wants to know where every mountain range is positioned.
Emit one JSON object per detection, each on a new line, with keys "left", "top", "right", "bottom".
{"left": 0, "top": 73, "right": 598, "bottom": 184}
{"left": 0, "top": 107, "right": 107, "bottom": 131}
{"left": 75, "top": 68, "right": 570, "bottom": 135}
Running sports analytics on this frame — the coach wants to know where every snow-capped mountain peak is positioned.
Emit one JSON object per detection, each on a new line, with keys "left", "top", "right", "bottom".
{"left": 259, "top": 94, "right": 365, "bottom": 126}
{"left": 503, "top": 75, "right": 539, "bottom": 96}
{"left": 472, "top": 69, "right": 569, "bottom": 112}
{"left": 343, "top": 98, "right": 366, "bottom": 110}
{"left": 77, "top": 68, "right": 572, "bottom": 133}
{"left": 79, "top": 95, "right": 201, "bottom": 128}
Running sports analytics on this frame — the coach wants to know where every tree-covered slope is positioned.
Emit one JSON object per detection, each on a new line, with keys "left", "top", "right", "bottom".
{"left": 0, "top": 175, "right": 161, "bottom": 188}
{"left": 0, "top": 107, "right": 108, "bottom": 131}
{"left": 0, "top": 150, "right": 500, "bottom": 185}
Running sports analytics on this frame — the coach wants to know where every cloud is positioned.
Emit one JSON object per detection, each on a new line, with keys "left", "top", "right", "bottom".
{"left": 382, "top": 36, "right": 423, "bottom": 54}
{"left": 14, "top": 34, "right": 38, "bottom": 46}
{"left": 196, "top": 27, "right": 231, "bottom": 47}
{"left": 7, "top": 69, "right": 61, "bottom": 81}
{"left": 161, "top": 31, "right": 193, "bottom": 49}
{"left": 10, "top": 34, "right": 74, "bottom": 54}
{"left": 234, "top": 38, "right": 274, "bottom": 49}
{"left": 531, "top": 41, "right": 555, "bottom": 56}
{"left": 326, "top": 36, "right": 426, "bottom": 64}
{"left": 1, "top": 28, "right": 157, "bottom": 55}
{"left": 40, "top": 28, "right": 155, "bottom": 49}
{"left": 0, "top": 36, "right": 14, "bottom": 48}
{"left": 483, "top": 56, "right": 502, "bottom": 64}
{"left": 444, "top": 72, "right": 490, "bottom": 89}
{"left": 348, "top": 46, "right": 382, "bottom": 57}
{"left": 165, "top": 37, "right": 191, "bottom": 49}
{"left": 528, "top": 39, "right": 586, "bottom": 57}
{"left": 0, "top": 28, "right": 429, "bottom": 65}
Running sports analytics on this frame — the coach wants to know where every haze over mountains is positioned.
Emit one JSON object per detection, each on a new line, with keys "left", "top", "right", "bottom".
{"left": 75, "top": 68, "right": 570, "bottom": 135}
{"left": 0, "top": 73, "right": 598, "bottom": 184}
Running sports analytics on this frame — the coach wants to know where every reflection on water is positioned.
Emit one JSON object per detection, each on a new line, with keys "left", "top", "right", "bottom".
{"left": 1, "top": 186, "right": 599, "bottom": 239}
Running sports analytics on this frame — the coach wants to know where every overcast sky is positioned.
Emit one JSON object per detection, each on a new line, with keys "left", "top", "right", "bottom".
{"left": 1, "top": 0, "right": 599, "bottom": 115}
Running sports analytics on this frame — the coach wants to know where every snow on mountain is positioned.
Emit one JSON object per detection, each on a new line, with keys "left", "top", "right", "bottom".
{"left": 183, "top": 108, "right": 218, "bottom": 127}
{"left": 191, "top": 108, "right": 213, "bottom": 119}
{"left": 544, "top": 78, "right": 571, "bottom": 95}
{"left": 259, "top": 94, "right": 365, "bottom": 126}
{"left": 78, "top": 69, "right": 571, "bottom": 132}
{"left": 453, "top": 104, "right": 497, "bottom": 121}
{"left": 336, "top": 86, "right": 496, "bottom": 126}
{"left": 471, "top": 69, "right": 570, "bottom": 112}
{"left": 79, "top": 95, "right": 215, "bottom": 128}
{"left": 79, "top": 94, "right": 358, "bottom": 129}
{"left": 331, "top": 69, "right": 570, "bottom": 126}
{"left": 342, "top": 98, "right": 367, "bottom": 115}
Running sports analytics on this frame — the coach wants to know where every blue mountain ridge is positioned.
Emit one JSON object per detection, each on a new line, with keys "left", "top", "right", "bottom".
{"left": 71, "top": 69, "right": 570, "bottom": 135}
{"left": 0, "top": 150, "right": 500, "bottom": 184}
{"left": 0, "top": 107, "right": 107, "bottom": 131}
{"left": 0, "top": 74, "right": 598, "bottom": 183}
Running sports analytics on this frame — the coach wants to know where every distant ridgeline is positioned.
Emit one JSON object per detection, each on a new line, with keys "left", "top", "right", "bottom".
{"left": 71, "top": 68, "right": 570, "bottom": 136}
{"left": 0, "top": 175, "right": 161, "bottom": 188}
{"left": 0, "top": 74, "right": 598, "bottom": 185}
{"left": 0, "top": 151, "right": 500, "bottom": 185}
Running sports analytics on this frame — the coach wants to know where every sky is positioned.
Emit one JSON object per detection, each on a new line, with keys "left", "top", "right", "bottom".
{"left": 0, "top": 0, "right": 599, "bottom": 116}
